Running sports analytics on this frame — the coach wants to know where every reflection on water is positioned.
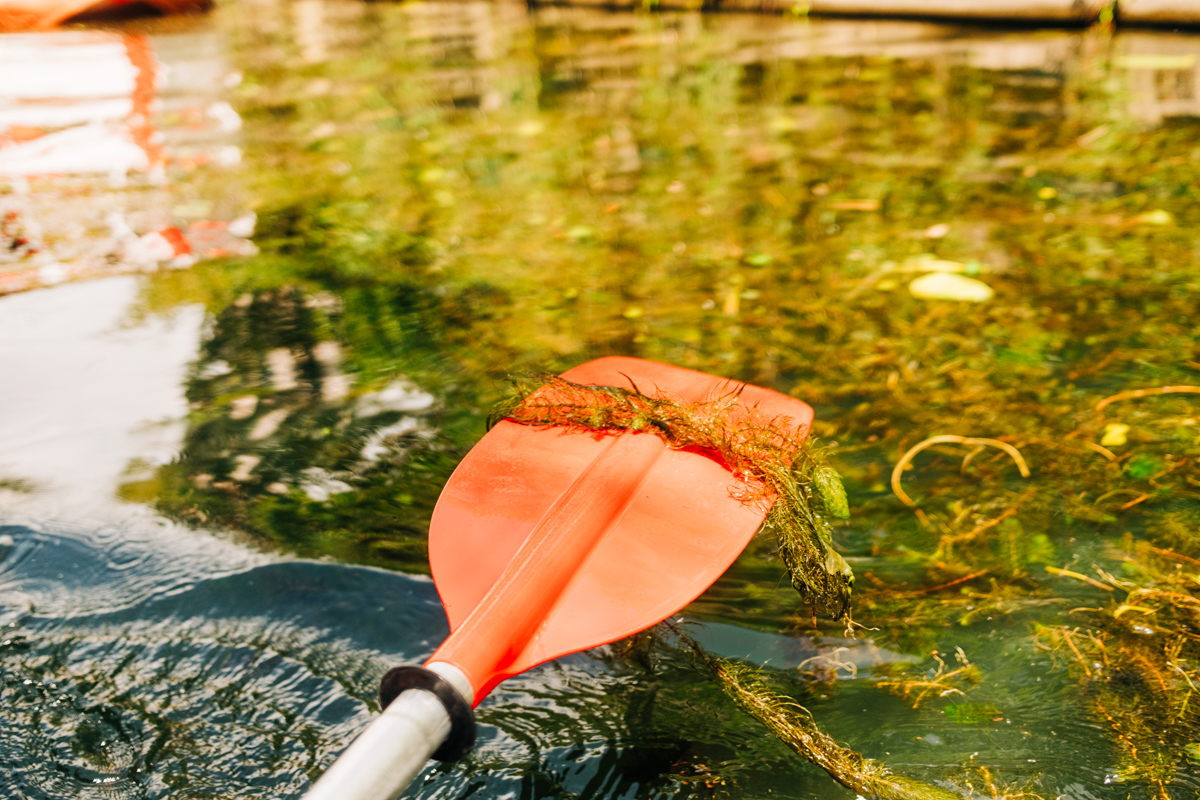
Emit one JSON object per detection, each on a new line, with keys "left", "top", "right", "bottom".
{"left": 0, "top": 30, "right": 254, "bottom": 295}
{"left": 0, "top": 277, "right": 202, "bottom": 516}
{"left": 3, "top": 2, "right": 1200, "bottom": 799}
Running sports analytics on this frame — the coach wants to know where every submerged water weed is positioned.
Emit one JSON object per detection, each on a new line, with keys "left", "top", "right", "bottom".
{"left": 665, "top": 626, "right": 1002, "bottom": 800}
{"left": 1035, "top": 539, "right": 1200, "bottom": 799}
{"left": 491, "top": 373, "right": 854, "bottom": 618}
{"left": 710, "top": 660, "right": 962, "bottom": 800}
{"left": 890, "top": 436, "right": 1030, "bottom": 509}
{"left": 875, "top": 647, "right": 981, "bottom": 709}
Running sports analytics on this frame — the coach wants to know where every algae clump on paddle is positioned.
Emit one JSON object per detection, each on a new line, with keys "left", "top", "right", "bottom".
{"left": 491, "top": 372, "right": 855, "bottom": 618}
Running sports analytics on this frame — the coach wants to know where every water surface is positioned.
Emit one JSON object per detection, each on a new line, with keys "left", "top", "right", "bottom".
{"left": 2, "top": 4, "right": 1200, "bottom": 799}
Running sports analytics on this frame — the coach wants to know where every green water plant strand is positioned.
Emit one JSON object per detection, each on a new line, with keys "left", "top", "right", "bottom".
{"left": 490, "top": 373, "right": 854, "bottom": 618}
{"left": 667, "top": 626, "right": 962, "bottom": 800}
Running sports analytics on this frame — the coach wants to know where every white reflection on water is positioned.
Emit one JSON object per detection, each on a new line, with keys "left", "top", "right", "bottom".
{"left": 0, "top": 276, "right": 203, "bottom": 518}
{"left": 0, "top": 274, "right": 279, "bottom": 624}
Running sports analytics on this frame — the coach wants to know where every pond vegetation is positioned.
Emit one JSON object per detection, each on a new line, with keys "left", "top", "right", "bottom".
{"left": 109, "top": 3, "right": 1200, "bottom": 797}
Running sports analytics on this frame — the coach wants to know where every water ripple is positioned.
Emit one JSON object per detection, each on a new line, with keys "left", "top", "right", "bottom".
{"left": 0, "top": 519, "right": 449, "bottom": 799}
{"left": 0, "top": 517, "right": 1128, "bottom": 799}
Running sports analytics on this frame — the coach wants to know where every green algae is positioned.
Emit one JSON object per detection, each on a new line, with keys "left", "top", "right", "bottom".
{"left": 698, "top": 655, "right": 963, "bottom": 800}
{"left": 493, "top": 373, "right": 854, "bottom": 617}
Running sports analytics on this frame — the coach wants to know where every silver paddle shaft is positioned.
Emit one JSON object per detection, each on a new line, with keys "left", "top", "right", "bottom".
{"left": 304, "top": 662, "right": 473, "bottom": 800}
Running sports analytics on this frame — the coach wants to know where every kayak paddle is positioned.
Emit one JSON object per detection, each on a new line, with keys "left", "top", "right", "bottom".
{"left": 304, "top": 356, "right": 814, "bottom": 800}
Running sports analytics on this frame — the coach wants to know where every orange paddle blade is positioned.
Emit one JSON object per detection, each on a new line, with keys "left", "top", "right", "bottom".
{"left": 426, "top": 357, "right": 814, "bottom": 702}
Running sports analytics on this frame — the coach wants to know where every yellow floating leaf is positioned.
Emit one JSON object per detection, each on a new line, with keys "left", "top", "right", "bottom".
{"left": 768, "top": 115, "right": 799, "bottom": 133}
{"left": 516, "top": 120, "right": 544, "bottom": 137}
{"left": 908, "top": 272, "right": 994, "bottom": 302}
{"left": 1100, "top": 423, "right": 1129, "bottom": 447}
{"left": 1132, "top": 209, "right": 1173, "bottom": 226}
{"left": 419, "top": 167, "right": 446, "bottom": 184}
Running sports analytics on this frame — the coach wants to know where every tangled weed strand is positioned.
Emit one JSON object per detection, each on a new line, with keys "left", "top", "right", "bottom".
{"left": 491, "top": 373, "right": 854, "bottom": 618}
{"left": 664, "top": 623, "right": 965, "bottom": 800}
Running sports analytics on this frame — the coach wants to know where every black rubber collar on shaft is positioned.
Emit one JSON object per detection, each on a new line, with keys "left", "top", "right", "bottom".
{"left": 379, "top": 665, "right": 476, "bottom": 762}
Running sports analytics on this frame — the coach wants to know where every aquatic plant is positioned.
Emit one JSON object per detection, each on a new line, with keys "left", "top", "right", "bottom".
{"left": 874, "top": 647, "right": 981, "bottom": 709}
{"left": 491, "top": 373, "right": 854, "bottom": 618}
{"left": 659, "top": 624, "right": 1031, "bottom": 800}
{"left": 706, "top": 658, "right": 961, "bottom": 800}
{"left": 1036, "top": 538, "right": 1200, "bottom": 799}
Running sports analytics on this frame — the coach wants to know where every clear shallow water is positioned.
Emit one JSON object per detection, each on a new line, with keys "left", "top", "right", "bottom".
{"left": 3, "top": 2, "right": 1200, "bottom": 799}
{"left": 0, "top": 518, "right": 439, "bottom": 798}
{"left": 0, "top": 491, "right": 1123, "bottom": 799}
{"left": 0, "top": 511, "right": 946, "bottom": 800}
{"left": 0, "top": 506, "right": 1135, "bottom": 799}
